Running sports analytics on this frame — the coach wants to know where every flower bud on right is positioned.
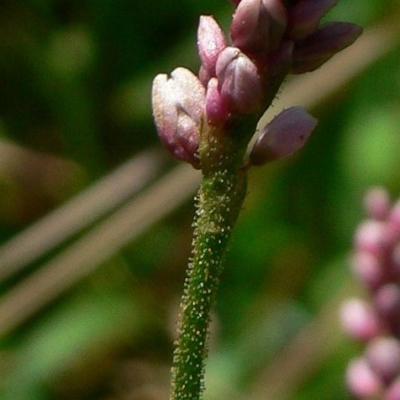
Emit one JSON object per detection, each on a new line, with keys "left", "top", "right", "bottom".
{"left": 286, "top": 0, "right": 339, "bottom": 40}
{"left": 366, "top": 337, "right": 400, "bottom": 383}
{"left": 346, "top": 357, "right": 383, "bottom": 398}
{"left": 249, "top": 106, "right": 317, "bottom": 166}
{"left": 364, "top": 187, "right": 391, "bottom": 221}
{"left": 291, "top": 22, "right": 362, "bottom": 74}
{"left": 261, "top": 40, "right": 294, "bottom": 105}
{"left": 340, "top": 299, "right": 382, "bottom": 341}
{"left": 387, "top": 379, "right": 400, "bottom": 400}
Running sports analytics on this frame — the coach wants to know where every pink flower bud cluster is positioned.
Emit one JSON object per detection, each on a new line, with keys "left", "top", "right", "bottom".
{"left": 340, "top": 188, "right": 400, "bottom": 399}
{"left": 152, "top": 0, "right": 362, "bottom": 168}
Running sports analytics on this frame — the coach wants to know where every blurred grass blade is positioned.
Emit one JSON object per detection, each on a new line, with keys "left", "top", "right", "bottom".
{"left": 0, "top": 163, "right": 200, "bottom": 338}
{"left": 0, "top": 148, "right": 164, "bottom": 281}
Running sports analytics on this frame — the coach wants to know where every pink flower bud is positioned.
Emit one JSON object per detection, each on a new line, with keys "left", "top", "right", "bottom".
{"left": 340, "top": 299, "right": 382, "bottom": 341}
{"left": 346, "top": 357, "right": 383, "bottom": 398}
{"left": 374, "top": 284, "right": 400, "bottom": 323}
{"left": 366, "top": 337, "right": 400, "bottom": 383}
{"left": 351, "top": 251, "right": 385, "bottom": 291}
{"left": 261, "top": 40, "right": 294, "bottom": 104}
{"left": 354, "top": 220, "right": 387, "bottom": 257}
{"left": 216, "top": 46, "right": 263, "bottom": 114}
{"left": 386, "top": 378, "right": 400, "bottom": 400}
{"left": 393, "top": 243, "right": 400, "bottom": 271}
{"left": 198, "top": 65, "right": 212, "bottom": 87}
{"left": 263, "top": 40, "right": 294, "bottom": 78}
{"left": 249, "top": 106, "right": 316, "bottom": 166}
{"left": 286, "top": 0, "right": 339, "bottom": 40}
{"left": 291, "top": 22, "right": 362, "bottom": 74}
{"left": 197, "top": 15, "right": 227, "bottom": 78}
{"left": 364, "top": 187, "right": 391, "bottom": 221}
{"left": 152, "top": 67, "right": 205, "bottom": 168}
{"left": 388, "top": 200, "right": 400, "bottom": 234}
{"left": 205, "top": 77, "right": 230, "bottom": 126}
{"left": 230, "top": 0, "right": 287, "bottom": 55}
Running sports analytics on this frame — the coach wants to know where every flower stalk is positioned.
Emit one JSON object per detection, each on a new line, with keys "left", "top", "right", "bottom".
{"left": 151, "top": 1, "right": 362, "bottom": 399}
{"left": 171, "top": 119, "right": 252, "bottom": 400}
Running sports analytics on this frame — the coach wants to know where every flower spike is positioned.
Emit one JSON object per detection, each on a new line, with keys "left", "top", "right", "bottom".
{"left": 151, "top": 1, "right": 362, "bottom": 399}
{"left": 341, "top": 188, "right": 400, "bottom": 399}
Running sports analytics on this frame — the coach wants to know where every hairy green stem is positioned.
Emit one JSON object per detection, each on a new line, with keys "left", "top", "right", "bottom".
{"left": 170, "top": 120, "right": 254, "bottom": 400}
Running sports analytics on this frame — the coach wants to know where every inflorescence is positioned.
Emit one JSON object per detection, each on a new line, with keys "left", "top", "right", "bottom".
{"left": 152, "top": 0, "right": 362, "bottom": 170}
{"left": 341, "top": 188, "right": 400, "bottom": 399}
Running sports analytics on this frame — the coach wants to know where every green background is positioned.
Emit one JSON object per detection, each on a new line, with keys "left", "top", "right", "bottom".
{"left": 0, "top": 1, "right": 399, "bottom": 399}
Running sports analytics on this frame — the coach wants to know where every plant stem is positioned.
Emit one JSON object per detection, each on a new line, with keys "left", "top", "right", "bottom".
{"left": 170, "top": 120, "right": 253, "bottom": 400}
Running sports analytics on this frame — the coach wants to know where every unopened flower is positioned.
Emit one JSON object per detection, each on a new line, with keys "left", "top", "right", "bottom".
{"left": 262, "top": 40, "right": 294, "bottom": 79}
{"left": 205, "top": 77, "right": 230, "bottom": 126}
{"left": 346, "top": 357, "right": 383, "bottom": 398}
{"left": 386, "top": 379, "right": 400, "bottom": 400}
{"left": 261, "top": 40, "right": 294, "bottom": 105}
{"left": 230, "top": 0, "right": 287, "bottom": 55}
{"left": 363, "top": 187, "right": 391, "bottom": 221}
{"left": 350, "top": 251, "right": 384, "bottom": 291}
{"left": 354, "top": 220, "right": 389, "bottom": 257}
{"left": 291, "top": 22, "right": 362, "bottom": 74}
{"left": 286, "top": 0, "right": 339, "bottom": 40}
{"left": 216, "top": 46, "right": 263, "bottom": 114}
{"left": 249, "top": 106, "right": 317, "bottom": 166}
{"left": 198, "top": 15, "right": 227, "bottom": 79}
{"left": 374, "top": 284, "right": 400, "bottom": 323}
{"left": 152, "top": 67, "right": 205, "bottom": 168}
{"left": 389, "top": 200, "right": 400, "bottom": 235}
{"left": 340, "top": 299, "right": 382, "bottom": 342}
{"left": 366, "top": 337, "right": 400, "bottom": 383}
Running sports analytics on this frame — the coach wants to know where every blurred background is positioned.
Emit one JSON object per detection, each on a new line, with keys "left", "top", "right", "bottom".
{"left": 0, "top": 1, "right": 399, "bottom": 399}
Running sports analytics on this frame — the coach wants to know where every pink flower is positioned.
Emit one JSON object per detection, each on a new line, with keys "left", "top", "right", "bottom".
{"left": 216, "top": 46, "right": 263, "bottom": 114}
{"left": 152, "top": 68, "right": 205, "bottom": 168}
{"left": 346, "top": 357, "right": 383, "bottom": 398}
{"left": 291, "top": 22, "right": 362, "bottom": 74}
{"left": 230, "top": 0, "right": 287, "bottom": 55}
{"left": 205, "top": 77, "right": 230, "bottom": 126}
{"left": 249, "top": 106, "right": 317, "bottom": 165}
{"left": 197, "top": 16, "right": 227, "bottom": 79}
{"left": 286, "top": 0, "right": 339, "bottom": 40}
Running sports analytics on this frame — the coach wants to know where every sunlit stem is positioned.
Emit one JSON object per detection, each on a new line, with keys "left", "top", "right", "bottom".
{"left": 170, "top": 118, "right": 255, "bottom": 400}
